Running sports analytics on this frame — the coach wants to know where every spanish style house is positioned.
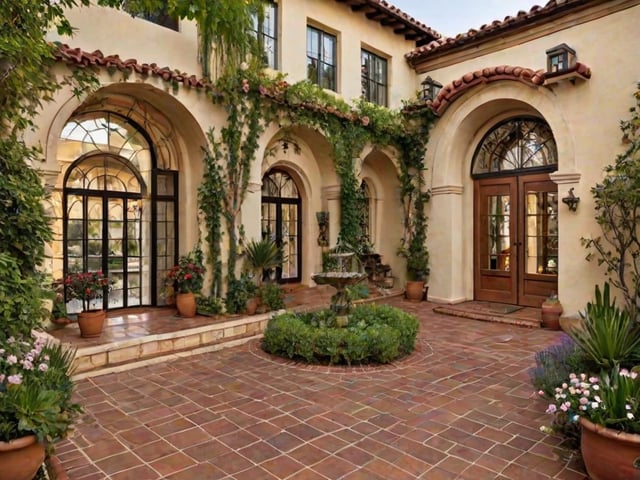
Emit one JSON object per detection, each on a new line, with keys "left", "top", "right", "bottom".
{"left": 31, "top": 0, "right": 640, "bottom": 316}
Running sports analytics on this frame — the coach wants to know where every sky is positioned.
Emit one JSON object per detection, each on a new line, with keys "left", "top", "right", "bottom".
{"left": 388, "top": 0, "right": 540, "bottom": 37}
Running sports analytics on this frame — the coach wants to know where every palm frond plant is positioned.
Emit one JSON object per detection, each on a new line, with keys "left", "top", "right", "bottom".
{"left": 243, "top": 238, "right": 284, "bottom": 288}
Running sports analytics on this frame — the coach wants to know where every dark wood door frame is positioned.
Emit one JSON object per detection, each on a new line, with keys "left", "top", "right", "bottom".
{"left": 474, "top": 173, "right": 558, "bottom": 307}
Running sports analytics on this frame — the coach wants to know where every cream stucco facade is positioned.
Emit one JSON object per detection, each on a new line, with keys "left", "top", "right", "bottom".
{"left": 29, "top": 0, "right": 640, "bottom": 316}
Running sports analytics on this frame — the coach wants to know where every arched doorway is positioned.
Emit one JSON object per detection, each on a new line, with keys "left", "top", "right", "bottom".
{"left": 261, "top": 169, "right": 301, "bottom": 283}
{"left": 472, "top": 117, "right": 558, "bottom": 307}
{"left": 60, "top": 112, "right": 178, "bottom": 309}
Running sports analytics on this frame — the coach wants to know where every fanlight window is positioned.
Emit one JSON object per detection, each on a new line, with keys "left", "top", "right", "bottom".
{"left": 262, "top": 170, "right": 300, "bottom": 198}
{"left": 59, "top": 113, "right": 152, "bottom": 186}
{"left": 472, "top": 118, "right": 557, "bottom": 177}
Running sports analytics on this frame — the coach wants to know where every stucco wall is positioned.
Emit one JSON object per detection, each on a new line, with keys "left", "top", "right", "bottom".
{"left": 421, "top": 3, "right": 640, "bottom": 314}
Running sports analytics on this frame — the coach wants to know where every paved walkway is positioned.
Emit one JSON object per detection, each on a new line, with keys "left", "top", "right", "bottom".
{"left": 55, "top": 298, "right": 586, "bottom": 479}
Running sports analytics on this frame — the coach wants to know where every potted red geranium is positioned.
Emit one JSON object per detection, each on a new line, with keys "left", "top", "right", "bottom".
{"left": 64, "top": 271, "right": 110, "bottom": 338}
{"left": 166, "top": 246, "right": 205, "bottom": 317}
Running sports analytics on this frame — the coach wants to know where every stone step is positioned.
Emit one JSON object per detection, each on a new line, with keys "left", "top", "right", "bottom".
{"left": 433, "top": 304, "right": 542, "bottom": 328}
{"left": 71, "top": 313, "right": 272, "bottom": 379}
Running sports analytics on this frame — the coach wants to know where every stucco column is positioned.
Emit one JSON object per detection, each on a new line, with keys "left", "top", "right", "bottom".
{"left": 429, "top": 184, "right": 468, "bottom": 304}
{"left": 322, "top": 185, "right": 341, "bottom": 248}
{"left": 243, "top": 181, "right": 263, "bottom": 241}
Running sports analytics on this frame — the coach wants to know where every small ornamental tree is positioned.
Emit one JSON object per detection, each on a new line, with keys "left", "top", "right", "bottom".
{"left": 583, "top": 84, "right": 640, "bottom": 318}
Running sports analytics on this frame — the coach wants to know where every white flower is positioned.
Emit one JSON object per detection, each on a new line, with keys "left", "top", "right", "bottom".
{"left": 628, "top": 413, "right": 635, "bottom": 420}
{"left": 591, "top": 402, "right": 599, "bottom": 409}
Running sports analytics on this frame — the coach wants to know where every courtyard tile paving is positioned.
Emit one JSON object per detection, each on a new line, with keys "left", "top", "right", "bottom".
{"left": 56, "top": 298, "right": 587, "bottom": 479}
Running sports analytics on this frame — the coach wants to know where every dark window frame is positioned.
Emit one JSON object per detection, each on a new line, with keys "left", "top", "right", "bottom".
{"left": 306, "top": 25, "right": 337, "bottom": 91}
{"left": 252, "top": 1, "right": 278, "bottom": 69}
{"left": 361, "top": 49, "right": 388, "bottom": 106}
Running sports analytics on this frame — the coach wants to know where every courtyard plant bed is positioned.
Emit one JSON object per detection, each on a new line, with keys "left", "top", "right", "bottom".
{"left": 262, "top": 304, "right": 419, "bottom": 365}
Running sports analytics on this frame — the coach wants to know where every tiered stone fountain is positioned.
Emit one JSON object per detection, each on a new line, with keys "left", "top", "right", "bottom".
{"left": 311, "top": 252, "right": 366, "bottom": 319}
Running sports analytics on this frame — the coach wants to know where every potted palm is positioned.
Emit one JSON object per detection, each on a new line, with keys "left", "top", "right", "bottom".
{"left": 243, "top": 238, "right": 284, "bottom": 313}
{"left": 64, "top": 270, "right": 110, "bottom": 338}
{"left": 166, "top": 245, "right": 205, "bottom": 318}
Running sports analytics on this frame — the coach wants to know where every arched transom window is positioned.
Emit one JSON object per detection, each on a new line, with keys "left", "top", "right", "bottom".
{"left": 472, "top": 117, "right": 557, "bottom": 177}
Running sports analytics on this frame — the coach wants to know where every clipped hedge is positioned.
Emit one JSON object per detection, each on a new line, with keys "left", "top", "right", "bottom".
{"left": 262, "top": 304, "right": 419, "bottom": 365}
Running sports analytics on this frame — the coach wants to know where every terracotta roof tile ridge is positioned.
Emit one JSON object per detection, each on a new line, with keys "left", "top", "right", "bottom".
{"left": 428, "top": 64, "right": 547, "bottom": 116}
{"left": 372, "top": 0, "right": 442, "bottom": 39}
{"left": 406, "top": 0, "right": 592, "bottom": 60}
{"left": 53, "top": 42, "right": 215, "bottom": 92}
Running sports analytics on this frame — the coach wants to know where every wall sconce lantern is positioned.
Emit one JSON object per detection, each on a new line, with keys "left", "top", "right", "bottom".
{"left": 316, "top": 211, "right": 329, "bottom": 247}
{"left": 546, "top": 43, "right": 576, "bottom": 74}
{"left": 562, "top": 187, "right": 580, "bottom": 212}
{"left": 421, "top": 76, "right": 442, "bottom": 102}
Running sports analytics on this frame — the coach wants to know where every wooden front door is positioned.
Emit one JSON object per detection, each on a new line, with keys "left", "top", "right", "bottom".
{"left": 474, "top": 173, "right": 558, "bottom": 307}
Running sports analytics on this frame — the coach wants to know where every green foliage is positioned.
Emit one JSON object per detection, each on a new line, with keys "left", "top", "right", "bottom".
{"left": 582, "top": 84, "right": 640, "bottom": 317}
{"left": 345, "top": 283, "right": 369, "bottom": 301}
{"left": 0, "top": 338, "right": 81, "bottom": 445}
{"left": 96, "top": 0, "right": 265, "bottom": 79}
{"left": 224, "top": 274, "right": 256, "bottom": 314}
{"left": 260, "top": 283, "right": 285, "bottom": 311}
{"left": 0, "top": 254, "right": 48, "bottom": 343}
{"left": 166, "top": 245, "right": 205, "bottom": 294}
{"left": 262, "top": 304, "right": 419, "bottom": 365}
{"left": 196, "top": 295, "right": 223, "bottom": 316}
{"left": 198, "top": 131, "right": 224, "bottom": 298}
{"left": 566, "top": 283, "right": 640, "bottom": 369}
{"left": 530, "top": 337, "right": 591, "bottom": 398}
{"left": 243, "top": 238, "right": 283, "bottom": 287}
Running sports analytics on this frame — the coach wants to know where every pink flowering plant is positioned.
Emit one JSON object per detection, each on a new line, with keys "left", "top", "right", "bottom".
{"left": 0, "top": 333, "right": 81, "bottom": 445}
{"left": 542, "top": 367, "right": 640, "bottom": 435}
{"left": 166, "top": 245, "right": 205, "bottom": 294}
{"left": 64, "top": 270, "right": 110, "bottom": 311}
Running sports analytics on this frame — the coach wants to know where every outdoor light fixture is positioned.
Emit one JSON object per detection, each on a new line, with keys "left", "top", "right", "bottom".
{"left": 316, "top": 211, "right": 329, "bottom": 247}
{"left": 420, "top": 76, "right": 442, "bottom": 102}
{"left": 546, "top": 43, "right": 576, "bottom": 74}
{"left": 562, "top": 187, "right": 580, "bottom": 212}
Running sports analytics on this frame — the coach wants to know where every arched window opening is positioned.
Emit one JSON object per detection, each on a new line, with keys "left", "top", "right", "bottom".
{"left": 472, "top": 117, "right": 557, "bottom": 177}
{"left": 261, "top": 170, "right": 302, "bottom": 283}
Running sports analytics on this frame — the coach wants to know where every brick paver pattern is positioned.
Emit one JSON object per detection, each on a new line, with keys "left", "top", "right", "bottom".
{"left": 56, "top": 298, "right": 587, "bottom": 479}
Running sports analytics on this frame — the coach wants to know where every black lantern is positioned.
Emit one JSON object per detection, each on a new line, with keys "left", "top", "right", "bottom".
{"left": 545, "top": 44, "right": 576, "bottom": 74}
{"left": 421, "top": 76, "right": 442, "bottom": 102}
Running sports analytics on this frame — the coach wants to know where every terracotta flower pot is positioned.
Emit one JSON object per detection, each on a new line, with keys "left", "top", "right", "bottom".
{"left": 0, "top": 435, "right": 45, "bottom": 480}
{"left": 541, "top": 302, "right": 563, "bottom": 330}
{"left": 78, "top": 309, "right": 106, "bottom": 338}
{"left": 176, "top": 292, "right": 197, "bottom": 318}
{"left": 246, "top": 296, "right": 260, "bottom": 315}
{"left": 580, "top": 417, "right": 640, "bottom": 480}
{"left": 405, "top": 280, "right": 425, "bottom": 302}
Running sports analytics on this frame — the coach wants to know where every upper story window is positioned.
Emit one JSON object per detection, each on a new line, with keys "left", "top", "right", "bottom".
{"left": 361, "top": 50, "right": 387, "bottom": 106}
{"left": 252, "top": 1, "right": 278, "bottom": 69}
{"left": 307, "top": 26, "right": 337, "bottom": 91}
{"left": 123, "top": 0, "right": 179, "bottom": 31}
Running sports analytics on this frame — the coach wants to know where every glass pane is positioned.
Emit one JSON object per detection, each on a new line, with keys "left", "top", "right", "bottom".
{"left": 472, "top": 119, "right": 557, "bottom": 176}
{"left": 525, "top": 191, "right": 558, "bottom": 275}
{"left": 156, "top": 174, "right": 174, "bottom": 195}
{"left": 109, "top": 272, "right": 124, "bottom": 308}
{"left": 486, "top": 195, "right": 511, "bottom": 271}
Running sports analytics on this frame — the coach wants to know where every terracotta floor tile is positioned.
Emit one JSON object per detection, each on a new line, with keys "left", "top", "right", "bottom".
{"left": 149, "top": 451, "right": 196, "bottom": 477}
{"left": 55, "top": 296, "right": 587, "bottom": 480}
{"left": 132, "top": 439, "right": 179, "bottom": 462}
{"left": 109, "top": 465, "right": 158, "bottom": 480}
{"left": 94, "top": 451, "right": 144, "bottom": 476}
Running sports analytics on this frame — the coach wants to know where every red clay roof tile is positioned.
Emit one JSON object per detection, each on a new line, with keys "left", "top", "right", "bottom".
{"left": 406, "top": 0, "right": 593, "bottom": 62}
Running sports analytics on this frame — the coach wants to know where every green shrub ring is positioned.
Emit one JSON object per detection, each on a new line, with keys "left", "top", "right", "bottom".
{"left": 262, "top": 304, "right": 419, "bottom": 365}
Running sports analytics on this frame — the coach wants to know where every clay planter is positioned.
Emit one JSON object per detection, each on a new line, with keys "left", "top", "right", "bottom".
{"left": 176, "top": 292, "right": 197, "bottom": 318}
{"left": 245, "top": 296, "right": 260, "bottom": 315}
{"left": 580, "top": 417, "right": 640, "bottom": 480}
{"left": 78, "top": 309, "right": 106, "bottom": 338}
{"left": 0, "top": 435, "right": 45, "bottom": 480}
{"left": 405, "top": 280, "right": 425, "bottom": 302}
{"left": 541, "top": 302, "right": 563, "bottom": 330}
